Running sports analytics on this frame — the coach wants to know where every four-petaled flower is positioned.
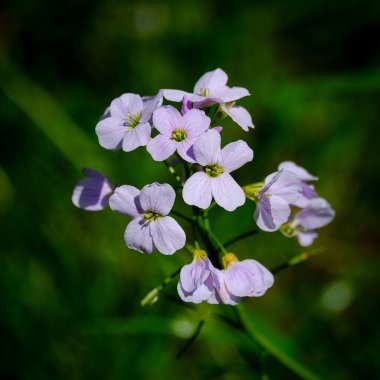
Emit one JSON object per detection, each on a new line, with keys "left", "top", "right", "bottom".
{"left": 72, "top": 168, "right": 114, "bottom": 211}
{"left": 177, "top": 249, "right": 219, "bottom": 303}
{"left": 163, "top": 68, "right": 254, "bottom": 131}
{"left": 183, "top": 129, "right": 254, "bottom": 211}
{"left": 109, "top": 183, "right": 186, "bottom": 254}
{"left": 253, "top": 170, "right": 302, "bottom": 232}
{"left": 96, "top": 91, "right": 162, "bottom": 152}
{"left": 147, "top": 105, "right": 210, "bottom": 162}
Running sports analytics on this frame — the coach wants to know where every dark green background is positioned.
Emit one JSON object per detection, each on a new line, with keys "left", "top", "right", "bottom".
{"left": 1, "top": 0, "right": 379, "bottom": 378}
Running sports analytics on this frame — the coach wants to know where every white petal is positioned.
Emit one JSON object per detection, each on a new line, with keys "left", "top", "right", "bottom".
{"left": 211, "top": 173, "right": 245, "bottom": 211}
{"left": 147, "top": 134, "right": 177, "bottom": 161}
{"left": 193, "top": 68, "right": 228, "bottom": 93}
{"left": 218, "top": 140, "right": 253, "bottom": 173}
{"left": 152, "top": 105, "right": 181, "bottom": 135}
{"left": 139, "top": 183, "right": 175, "bottom": 215}
{"left": 95, "top": 117, "right": 126, "bottom": 150}
{"left": 222, "top": 105, "right": 254, "bottom": 131}
{"left": 278, "top": 161, "right": 318, "bottom": 181}
{"left": 124, "top": 218, "right": 154, "bottom": 254}
{"left": 109, "top": 185, "right": 142, "bottom": 218}
{"left": 192, "top": 129, "right": 221, "bottom": 166}
{"left": 150, "top": 216, "right": 186, "bottom": 255}
{"left": 183, "top": 172, "right": 213, "bottom": 209}
{"left": 122, "top": 122, "right": 151, "bottom": 152}
{"left": 110, "top": 93, "right": 143, "bottom": 117}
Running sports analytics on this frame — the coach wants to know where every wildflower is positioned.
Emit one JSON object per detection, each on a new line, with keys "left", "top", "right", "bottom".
{"left": 177, "top": 249, "right": 219, "bottom": 303}
{"left": 290, "top": 198, "right": 335, "bottom": 246}
{"left": 147, "top": 106, "right": 210, "bottom": 162}
{"left": 278, "top": 161, "right": 318, "bottom": 207}
{"left": 96, "top": 91, "right": 162, "bottom": 152}
{"left": 213, "top": 253, "right": 274, "bottom": 305}
{"left": 72, "top": 168, "right": 114, "bottom": 211}
{"left": 163, "top": 69, "right": 253, "bottom": 131}
{"left": 250, "top": 170, "right": 302, "bottom": 231}
{"left": 183, "top": 129, "right": 253, "bottom": 211}
{"left": 109, "top": 183, "right": 186, "bottom": 254}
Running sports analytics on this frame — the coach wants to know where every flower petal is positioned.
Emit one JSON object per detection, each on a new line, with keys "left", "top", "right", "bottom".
{"left": 181, "top": 109, "right": 210, "bottom": 138}
{"left": 163, "top": 89, "right": 194, "bottom": 102}
{"left": 110, "top": 93, "right": 143, "bottom": 117}
{"left": 295, "top": 230, "right": 318, "bottom": 247}
{"left": 150, "top": 216, "right": 186, "bottom": 255}
{"left": 278, "top": 161, "right": 318, "bottom": 181}
{"left": 254, "top": 195, "right": 276, "bottom": 231}
{"left": 147, "top": 134, "right": 177, "bottom": 161}
{"left": 109, "top": 185, "right": 142, "bottom": 218}
{"left": 265, "top": 170, "right": 301, "bottom": 203}
{"left": 192, "top": 129, "right": 221, "bottom": 166}
{"left": 295, "top": 198, "right": 335, "bottom": 230}
{"left": 221, "top": 104, "right": 254, "bottom": 131}
{"left": 212, "top": 86, "right": 250, "bottom": 102}
{"left": 141, "top": 90, "right": 163, "bottom": 123}
{"left": 176, "top": 138, "right": 196, "bottom": 163}
{"left": 152, "top": 105, "right": 181, "bottom": 135}
{"left": 211, "top": 173, "right": 245, "bottom": 211}
{"left": 124, "top": 218, "right": 155, "bottom": 254}
{"left": 139, "top": 183, "right": 175, "bottom": 215}
{"left": 193, "top": 68, "right": 228, "bottom": 93}
{"left": 72, "top": 169, "right": 113, "bottom": 211}
{"left": 218, "top": 140, "right": 254, "bottom": 173}
{"left": 269, "top": 195, "right": 291, "bottom": 229}
{"left": 95, "top": 117, "right": 126, "bottom": 150}
{"left": 183, "top": 172, "right": 213, "bottom": 209}
{"left": 122, "top": 122, "right": 151, "bottom": 152}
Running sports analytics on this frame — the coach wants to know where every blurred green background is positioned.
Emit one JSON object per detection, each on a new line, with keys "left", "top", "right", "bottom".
{"left": 1, "top": 0, "right": 379, "bottom": 378}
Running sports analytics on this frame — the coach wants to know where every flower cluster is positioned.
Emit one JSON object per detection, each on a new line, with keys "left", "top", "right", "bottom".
{"left": 72, "top": 68, "right": 335, "bottom": 306}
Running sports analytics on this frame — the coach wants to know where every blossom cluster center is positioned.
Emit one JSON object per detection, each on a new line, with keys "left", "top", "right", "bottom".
{"left": 126, "top": 112, "right": 141, "bottom": 130}
{"left": 197, "top": 87, "right": 210, "bottom": 97}
{"left": 205, "top": 163, "right": 224, "bottom": 178}
{"left": 171, "top": 128, "right": 187, "bottom": 142}
{"left": 143, "top": 210, "right": 161, "bottom": 222}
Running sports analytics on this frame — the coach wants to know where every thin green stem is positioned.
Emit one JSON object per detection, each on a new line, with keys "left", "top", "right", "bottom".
{"left": 176, "top": 319, "right": 205, "bottom": 359}
{"left": 224, "top": 229, "right": 260, "bottom": 248}
{"left": 170, "top": 210, "right": 194, "bottom": 224}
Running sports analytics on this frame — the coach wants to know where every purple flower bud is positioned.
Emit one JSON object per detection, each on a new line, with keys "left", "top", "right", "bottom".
{"left": 72, "top": 168, "right": 114, "bottom": 211}
{"left": 181, "top": 95, "right": 193, "bottom": 114}
{"left": 177, "top": 250, "right": 219, "bottom": 303}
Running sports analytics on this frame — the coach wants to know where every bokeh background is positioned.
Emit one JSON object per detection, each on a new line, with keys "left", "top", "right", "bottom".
{"left": 1, "top": 0, "right": 379, "bottom": 379}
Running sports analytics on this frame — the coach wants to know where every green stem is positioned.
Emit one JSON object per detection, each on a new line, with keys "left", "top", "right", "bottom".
{"left": 224, "top": 229, "right": 260, "bottom": 248}
{"left": 176, "top": 319, "right": 205, "bottom": 359}
{"left": 163, "top": 160, "right": 183, "bottom": 186}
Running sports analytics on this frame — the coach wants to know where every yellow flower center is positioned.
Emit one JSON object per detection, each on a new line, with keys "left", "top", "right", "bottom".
{"left": 171, "top": 128, "right": 187, "bottom": 142}
{"left": 143, "top": 210, "right": 161, "bottom": 222}
{"left": 205, "top": 163, "right": 224, "bottom": 178}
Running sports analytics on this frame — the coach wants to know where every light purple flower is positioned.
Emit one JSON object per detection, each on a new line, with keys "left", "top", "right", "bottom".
{"left": 221, "top": 103, "right": 254, "bottom": 132}
{"left": 163, "top": 68, "right": 250, "bottom": 104}
{"left": 147, "top": 106, "right": 210, "bottom": 162}
{"left": 109, "top": 183, "right": 186, "bottom": 254}
{"left": 177, "top": 249, "right": 219, "bottom": 303}
{"left": 254, "top": 170, "right": 302, "bottom": 231}
{"left": 278, "top": 161, "right": 318, "bottom": 207}
{"left": 292, "top": 197, "right": 335, "bottom": 246}
{"left": 96, "top": 91, "right": 162, "bottom": 152}
{"left": 72, "top": 168, "right": 114, "bottom": 211}
{"left": 183, "top": 129, "right": 253, "bottom": 211}
{"left": 211, "top": 254, "right": 274, "bottom": 305}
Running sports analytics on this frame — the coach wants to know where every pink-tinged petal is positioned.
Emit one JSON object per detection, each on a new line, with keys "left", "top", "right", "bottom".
{"left": 95, "top": 117, "right": 126, "bottom": 150}
{"left": 212, "top": 126, "right": 223, "bottom": 133}
{"left": 152, "top": 105, "right": 181, "bottom": 135}
{"left": 109, "top": 185, "right": 142, "bottom": 218}
{"left": 176, "top": 138, "right": 196, "bottom": 163}
{"left": 182, "top": 109, "right": 210, "bottom": 138}
{"left": 269, "top": 195, "right": 291, "bottom": 229}
{"left": 295, "top": 198, "right": 335, "bottom": 230}
{"left": 222, "top": 104, "right": 254, "bottom": 131}
{"left": 212, "top": 86, "right": 250, "bottom": 102}
{"left": 295, "top": 230, "right": 318, "bottom": 247}
{"left": 193, "top": 68, "right": 228, "bottom": 93}
{"left": 214, "top": 271, "right": 241, "bottom": 305}
{"left": 265, "top": 170, "right": 302, "bottom": 203}
{"left": 218, "top": 140, "right": 254, "bottom": 173}
{"left": 140, "top": 183, "right": 175, "bottom": 215}
{"left": 278, "top": 161, "right": 318, "bottom": 181}
{"left": 192, "top": 129, "right": 221, "bottom": 166}
{"left": 163, "top": 89, "right": 200, "bottom": 102}
{"left": 124, "top": 218, "right": 154, "bottom": 254}
{"left": 183, "top": 172, "right": 213, "bottom": 209}
{"left": 72, "top": 169, "right": 113, "bottom": 211}
{"left": 211, "top": 173, "right": 246, "bottom": 211}
{"left": 122, "top": 122, "right": 151, "bottom": 152}
{"left": 147, "top": 134, "right": 177, "bottom": 161}
{"left": 99, "top": 106, "right": 111, "bottom": 121}
{"left": 150, "top": 216, "right": 186, "bottom": 255}
{"left": 110, "top": 93, "right": 143, "bottom": 117}
{"left": 193, "top": 98, "right": 222, "bottom": 109}
{"left": 254, "top": 195, "right": 276, "bottom": 231}
{"left": 141, "top": 90, "right": 163, "bottom": 123}
{"left": 181, "top": 96, "right": 193, "bottom": 114}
